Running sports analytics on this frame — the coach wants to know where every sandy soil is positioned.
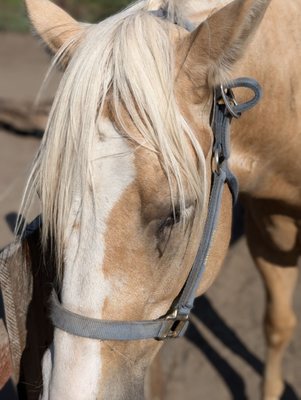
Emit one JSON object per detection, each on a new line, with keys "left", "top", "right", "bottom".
{"left": 0, "top": 33, "right": 300, "bottom": 400}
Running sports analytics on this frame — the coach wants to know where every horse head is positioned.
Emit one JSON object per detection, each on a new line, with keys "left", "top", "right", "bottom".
{"left": 23, "top": 0, "right": 270, "bottom": 398}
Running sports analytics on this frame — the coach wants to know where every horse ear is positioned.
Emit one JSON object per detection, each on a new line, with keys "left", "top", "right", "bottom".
{"left": 25, "top": 0, "right": 85, "bottom": 56}
{"left": 181, "top": 0, "right": 271, "bottom": 86}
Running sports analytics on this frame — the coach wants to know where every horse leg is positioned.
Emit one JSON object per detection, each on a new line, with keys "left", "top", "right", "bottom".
{"left": 245, "top": 202, "right": 299, "bottom": 400}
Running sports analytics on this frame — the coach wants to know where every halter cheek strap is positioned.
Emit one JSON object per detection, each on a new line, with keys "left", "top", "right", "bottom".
{"left": 50, "top": 78, "right": 262, "bottom": 341}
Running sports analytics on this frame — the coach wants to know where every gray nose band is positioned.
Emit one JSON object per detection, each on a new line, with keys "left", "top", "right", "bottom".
{"left": 51, "top": 291, "right": 188, "bottom": 341}
{"left": 50, "top": 78, "right": 262, "bottom": 341}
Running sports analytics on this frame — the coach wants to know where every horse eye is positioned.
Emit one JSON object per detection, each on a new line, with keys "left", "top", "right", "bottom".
{"left": 160, "top": 209, "right": 181, "bottom": 231}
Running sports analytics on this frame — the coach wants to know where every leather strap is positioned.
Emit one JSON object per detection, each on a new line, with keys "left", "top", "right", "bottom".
{"left": 150, "top": 8, "right": 195, "bottom": 32}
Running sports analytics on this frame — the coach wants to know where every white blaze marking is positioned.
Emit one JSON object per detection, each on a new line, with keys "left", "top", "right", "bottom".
{"left": 41, "top": 120, "right": 136, "bottom": 399}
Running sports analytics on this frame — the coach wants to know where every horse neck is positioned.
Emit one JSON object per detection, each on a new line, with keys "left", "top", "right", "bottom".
{"left": 230, "top": 0, "right": 301, "bottom": 200}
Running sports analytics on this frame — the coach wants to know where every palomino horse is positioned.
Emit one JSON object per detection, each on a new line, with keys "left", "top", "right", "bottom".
{"left": 13, "top": 0, "right": 299, "bottom": 398}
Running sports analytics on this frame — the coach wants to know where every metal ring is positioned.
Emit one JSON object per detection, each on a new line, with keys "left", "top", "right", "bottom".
{"left": 220, "top": 85, "right": 241, "bottom": 119}
{"left": 212, "top": 149, "right": 221, "bottom": 175}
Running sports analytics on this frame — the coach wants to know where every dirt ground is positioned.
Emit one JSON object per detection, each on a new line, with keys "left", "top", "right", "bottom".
{"left": 0, "top": 33, "right": 300, "bottom": 400}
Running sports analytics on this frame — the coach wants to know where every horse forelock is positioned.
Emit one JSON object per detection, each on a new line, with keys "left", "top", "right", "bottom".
{"left": 19, "top": 0, "right": 208, "bottom": 276}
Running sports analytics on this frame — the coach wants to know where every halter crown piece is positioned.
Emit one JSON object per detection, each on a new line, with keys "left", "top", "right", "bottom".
{"left": 50, "top": 12, "right": 263, "bottom": 341}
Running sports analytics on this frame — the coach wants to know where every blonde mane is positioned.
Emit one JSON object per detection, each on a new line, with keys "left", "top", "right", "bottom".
{"left": 19, "top": 0, "right": 207, "bottom": 273}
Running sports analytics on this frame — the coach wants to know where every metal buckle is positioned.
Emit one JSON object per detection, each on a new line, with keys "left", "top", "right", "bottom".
{"left": 160, "top": 310, "right": 189, "bottom": 340}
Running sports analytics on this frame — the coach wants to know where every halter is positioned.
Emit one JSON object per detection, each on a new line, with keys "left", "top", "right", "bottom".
{"left": 51, "top": 77, "right": 262, "bottom": 341}
{"left": 50, "top": 10, "right": 262, "bottom": 341}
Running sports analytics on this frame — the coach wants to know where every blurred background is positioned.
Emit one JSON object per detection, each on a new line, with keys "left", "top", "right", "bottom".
{"left": 0, "top": 0, "right": 131, "bottom": 31}
{"left": 0, "top": 1, "right": 301, "bottom": 399}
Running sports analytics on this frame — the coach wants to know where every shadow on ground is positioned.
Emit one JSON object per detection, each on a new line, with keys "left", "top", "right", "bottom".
{"left": 186, "top": 295, "right": 299, "bottom": 400}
